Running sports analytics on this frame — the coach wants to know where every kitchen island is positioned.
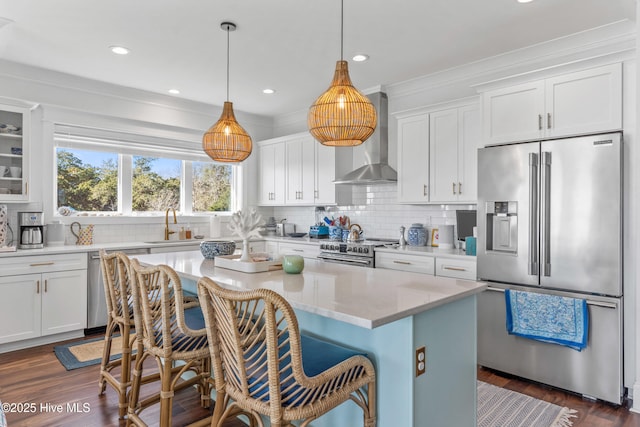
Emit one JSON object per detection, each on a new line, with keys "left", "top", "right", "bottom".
{"left": 134, "top": 251, "right": 486, "bottom": 427}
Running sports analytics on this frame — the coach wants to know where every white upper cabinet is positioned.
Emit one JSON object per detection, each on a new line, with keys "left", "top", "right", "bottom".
{"left": 314, "top": 143, "right": 336, "bottom": 205}
{"left": 257, "top": 132, "right": 350, "bottom": 206}
{"left": 285, "top": 135, "right": 315, "bottom": 205}
{"left": 397, "top": 113, "right": 429, "bottom": 203}
{"left": 0, "top": 103, "right": 30, "bottom": 202}
{"left": 258, "top": 141, "right": 285, "bottom": 205}
{"left": 397, "top": 101, "right": 480, "bottom": 204}
{"left": 429, "top": 105, "right": 480, "bottom": 203}
{"left": 483, "top": 63, "right": 622, "bottom": 145}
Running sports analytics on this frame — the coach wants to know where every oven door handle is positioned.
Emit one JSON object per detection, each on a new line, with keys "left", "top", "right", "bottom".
{"left": 317, "top": 255, "right": 372, "bottom": 266}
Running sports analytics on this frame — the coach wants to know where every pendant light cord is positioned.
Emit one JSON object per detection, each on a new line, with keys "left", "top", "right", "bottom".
{"left": 340, "top": 0, "right": 344, "bottom": 60}
{"left": 226, "top": 25, "right": 230, "bottom": 102}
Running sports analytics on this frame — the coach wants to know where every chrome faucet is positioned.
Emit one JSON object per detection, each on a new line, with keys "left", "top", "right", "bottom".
{"left": 164, "top": 207, "right": 177, "bottom": 240}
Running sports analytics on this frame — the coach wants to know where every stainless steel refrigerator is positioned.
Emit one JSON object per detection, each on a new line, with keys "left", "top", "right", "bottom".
{"left": 477, "top": 132, "right": 623, "bottom": 404}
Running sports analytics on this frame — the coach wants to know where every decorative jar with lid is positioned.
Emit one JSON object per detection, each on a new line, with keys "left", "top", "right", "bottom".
{"left": 407, "top": 223, "right": 428, "bottom": 246}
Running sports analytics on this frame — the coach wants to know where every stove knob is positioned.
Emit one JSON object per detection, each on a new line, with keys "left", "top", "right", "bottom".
{"left": 363, "top": 247, "right": 369, "bottom": 254}
{"left": 320, "top": 244, "right": 325, "bottom": 250}
{"left": 347, "top": 246, "right": 352, "bottom": 252}
{"left": 357, "top": 247, "right": 362, "bottom": 253}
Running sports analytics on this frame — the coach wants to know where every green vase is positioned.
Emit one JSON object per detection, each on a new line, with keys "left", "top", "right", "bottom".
{"left": 282, "top": 255, "right": 304, "bottom": 274}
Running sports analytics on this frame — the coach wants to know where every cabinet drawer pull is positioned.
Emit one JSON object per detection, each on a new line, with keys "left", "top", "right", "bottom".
{"left": 393, "top": 260, "right": 411, "bottom": 265}
{"left": 292, "top": 249, "right": 304, "bottom": 252}
{"left": 30, "top": 262, "right": 55, "bottom": 267}
{"left": 443, "top": 266, "right": 467, "bottom": 272}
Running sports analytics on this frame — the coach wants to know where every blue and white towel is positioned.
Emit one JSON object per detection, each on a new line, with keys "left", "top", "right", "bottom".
{"left": 505, "top": 289, "right": 588, "bottom": 351}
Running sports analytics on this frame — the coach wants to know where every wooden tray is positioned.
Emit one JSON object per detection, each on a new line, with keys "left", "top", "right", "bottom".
{"left": 214, "top": 254, "right": 282, "bottom": 273}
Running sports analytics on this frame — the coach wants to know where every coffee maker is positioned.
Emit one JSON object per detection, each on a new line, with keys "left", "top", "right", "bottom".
{"left": 18, "top": 211, "right": 44, "bottom": 249}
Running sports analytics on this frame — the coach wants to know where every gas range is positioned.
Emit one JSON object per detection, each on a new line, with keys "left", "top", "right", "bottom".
{"left": 317, "top": 238, "right": 397, "bottom": 268}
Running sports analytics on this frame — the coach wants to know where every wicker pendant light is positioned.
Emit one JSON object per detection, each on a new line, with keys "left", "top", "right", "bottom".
{"left": 203, "top": 22, "right": 252, "bottom": 163}
{"left": 308, "top": 0, "right": 377, "bottom": 147}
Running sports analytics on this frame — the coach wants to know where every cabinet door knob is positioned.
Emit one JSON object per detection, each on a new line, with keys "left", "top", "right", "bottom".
{"left": 538, "top": 114, "right": 543, "bottom": 130}
{"left": 459, "top": 182, "right": 462, "bottom": 194}
{"left": 452, "top": 182, "right": 456, "bottom": 195}
{"left": 36, "top": 280, "right": 40, "bottom": 294}
{"left": 547, "top": 113, "right": 552, "bottom": 129}
{"left": 423, "top": 184, "right": 428, "bottom": 197}
{"left": 44, "top": 279, "right": 48, "bottom": 293}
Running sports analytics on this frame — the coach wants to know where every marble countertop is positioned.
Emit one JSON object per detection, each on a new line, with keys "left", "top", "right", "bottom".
{"left": 133, "top": 250, "right": 486, "bottom": 329}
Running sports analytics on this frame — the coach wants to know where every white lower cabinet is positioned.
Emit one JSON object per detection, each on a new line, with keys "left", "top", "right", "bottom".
{"left": 0, "top": 253, "right": 87, "bottom": 346}
{"left": 277, "top": 242, "right": 320, "bottom": 259}
{"left": 434, "top": 257, "right": 476, "bottom": 280}
{"left": 375, "top": 252, "right": 435, "bottom": 275}
{"left": 375, "top": 250, "right": 476, "bottom": 280}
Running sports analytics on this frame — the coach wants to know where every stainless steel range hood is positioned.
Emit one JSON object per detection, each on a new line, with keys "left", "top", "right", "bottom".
{"left": 333, "top": 92, "right": 397, "bottom": 185}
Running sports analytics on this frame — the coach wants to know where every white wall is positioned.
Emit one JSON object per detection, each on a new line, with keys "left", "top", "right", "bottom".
{"left": 0, "top": 58, "right": 273, "bottom": 243}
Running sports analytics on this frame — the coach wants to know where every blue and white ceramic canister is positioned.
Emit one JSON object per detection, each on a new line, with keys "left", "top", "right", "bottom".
{"left": 407, "top": 223, "right": 428, "bottom": 246}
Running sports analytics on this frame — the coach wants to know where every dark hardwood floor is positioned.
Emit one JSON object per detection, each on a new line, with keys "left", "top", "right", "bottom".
{"left": 0, "top": 334, "right": 244, "bottom": 427}
{"left": 1, "top": 334, "right": 640, "bottom": 426}
{"left": 479, "top": 366, "right": 640, "bottom": 427}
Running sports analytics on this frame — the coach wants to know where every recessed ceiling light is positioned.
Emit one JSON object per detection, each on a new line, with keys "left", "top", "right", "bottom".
{"left": 109, "top": 45, "right": 130, "bottom": 55}
{"left": 263, "top": 89, "right": 275, "bottom": 94}
{"left": 168, "top": 89, "right": 180, "bottom": 95}
{"left": 352, "top": 54, "right": 369, "bottom": 62}
{"left": 517, "top": 0, "right": 534, "bottom": 3}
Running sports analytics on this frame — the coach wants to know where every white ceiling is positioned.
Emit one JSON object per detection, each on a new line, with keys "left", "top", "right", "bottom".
{"left": 0, "top": 0, "right": 635, "bottom": 118}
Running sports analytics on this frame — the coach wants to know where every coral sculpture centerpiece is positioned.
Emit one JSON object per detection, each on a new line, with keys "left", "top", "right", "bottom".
{"left": 228, "top": 209, "right": 263, "bottom": 262}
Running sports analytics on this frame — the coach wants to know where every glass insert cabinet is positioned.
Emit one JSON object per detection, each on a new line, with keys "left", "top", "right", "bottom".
{"left": 0, "top": 104, "right": 29, "bottom": 202}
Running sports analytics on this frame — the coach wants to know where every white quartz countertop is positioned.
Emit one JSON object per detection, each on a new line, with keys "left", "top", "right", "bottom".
{"left": 133, "top": 250, "right": 486, "bottom": 330}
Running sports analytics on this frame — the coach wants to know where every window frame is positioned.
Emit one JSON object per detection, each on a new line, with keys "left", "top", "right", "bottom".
{"left": 53, "top": 125, "right": 240, "bottom": 218}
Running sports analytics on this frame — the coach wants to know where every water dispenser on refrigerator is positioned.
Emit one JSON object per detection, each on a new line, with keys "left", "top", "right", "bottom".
{"left": 484, "top": 201, "right": 518, "bottom": 254}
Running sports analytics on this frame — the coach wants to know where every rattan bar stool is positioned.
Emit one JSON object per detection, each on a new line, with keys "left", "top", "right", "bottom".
{"left": 98, "top": 249, "right": 140, "bottom": 418}
{"left": 196, "top": 277, "right": 377, "bottom": 427}
{"left": 127, "top": 259, "right": 212, "bottom": 427}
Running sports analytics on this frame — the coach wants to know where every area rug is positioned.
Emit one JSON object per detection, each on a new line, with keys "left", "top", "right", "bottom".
{"left": 478, "top": 380, "right": 577, "bottom": 427}
{"left": 54, "top": 333, "right": 135, "bottom": 370}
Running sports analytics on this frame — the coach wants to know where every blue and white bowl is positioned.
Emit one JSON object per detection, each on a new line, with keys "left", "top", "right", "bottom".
{"left": 200, "top": 240, "right": 236, "bottom": 259}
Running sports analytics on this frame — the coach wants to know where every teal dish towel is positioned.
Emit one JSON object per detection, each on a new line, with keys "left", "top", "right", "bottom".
{"left": 505, "top": 289, "right": 588, "bottom": 351}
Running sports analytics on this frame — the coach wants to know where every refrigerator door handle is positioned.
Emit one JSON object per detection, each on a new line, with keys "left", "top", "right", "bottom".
{"left": 528, "top": 152, "right": 539, "bottom": 276}
{"left": 586, "top": 300, "right": 618, "bottom": 309}
{"left": 541, "top": 151, "right": 552, "bottom": 277}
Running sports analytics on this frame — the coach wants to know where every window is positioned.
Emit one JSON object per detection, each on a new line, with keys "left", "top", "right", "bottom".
{"left": 132, "top": 156, "right": 181, "bottom": 212}
{"left": 56, "top": 147, "right": 119, "bottom": 212}
{"left": 192, "top": 162, "right": 232, "bottom": 212}
{"left": 54, "top": 126, "right": 237, "bottom": 216}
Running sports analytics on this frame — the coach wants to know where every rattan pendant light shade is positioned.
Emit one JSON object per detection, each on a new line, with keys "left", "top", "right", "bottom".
{"left": 308, "top": 60, "right": 377, "bottom": 146}
{"left": 202, "top": 22, "right": 252, "bottom": 163}
{"left": 307, "top": 0, "right": 377, "bottom": 147}
{"left": 203, "top": 101, "right": 252, "bottom": 162}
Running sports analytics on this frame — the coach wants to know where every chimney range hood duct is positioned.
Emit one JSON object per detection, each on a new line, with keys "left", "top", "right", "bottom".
{"left": 333, "top": 91, "right": 397, "bottom": 185}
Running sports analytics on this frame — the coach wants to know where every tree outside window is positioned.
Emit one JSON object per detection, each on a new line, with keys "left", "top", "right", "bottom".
{"left": 192, "top": 162, "right": 231, "bottom": 212}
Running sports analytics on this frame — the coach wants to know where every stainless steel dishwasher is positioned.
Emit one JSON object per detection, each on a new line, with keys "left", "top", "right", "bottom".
{"left": 87, "top": 248, "right": 150, "bottom": 330}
